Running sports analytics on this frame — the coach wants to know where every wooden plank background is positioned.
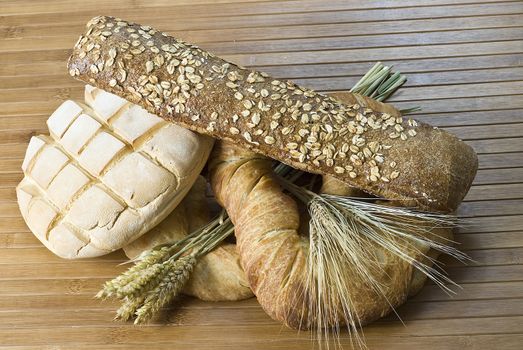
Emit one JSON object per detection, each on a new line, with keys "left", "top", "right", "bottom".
{"left": 1, "top": 0, "right": 522, "bottom": 348}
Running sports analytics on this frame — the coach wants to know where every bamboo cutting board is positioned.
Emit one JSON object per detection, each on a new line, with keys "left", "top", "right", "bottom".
{"left": 1, "top": 0, "right": 523, "bottom": 349}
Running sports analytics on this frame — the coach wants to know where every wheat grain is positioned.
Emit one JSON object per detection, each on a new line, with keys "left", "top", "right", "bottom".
{"left": 116, "top": 263, "right": 165, "bottom": 298}
{"left": 134, "top": 254, "right": 196, "bottom": 324}
{"left": 115, "top": 296, "right": 146, "bottom": 321}
{"left": 96, "top": 246, "right": 171, "bottom": 299}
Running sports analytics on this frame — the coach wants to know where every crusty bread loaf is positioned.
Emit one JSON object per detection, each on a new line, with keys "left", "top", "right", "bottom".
{"left": 68, "top": 16, "right": 477, "bottom": 212}
{"left": 17, "top": 86, "right": 213, "bottom": 258}
{"left": 124, "top": 176, "right": 253, "bottom": 301}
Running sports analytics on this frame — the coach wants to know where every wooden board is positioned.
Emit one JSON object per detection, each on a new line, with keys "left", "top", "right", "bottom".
{"left": 1, "top": 0, "right": 522, "bottom": 348}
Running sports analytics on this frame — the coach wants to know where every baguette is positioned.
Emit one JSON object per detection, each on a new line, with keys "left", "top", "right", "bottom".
{"left": 68, "top": 16, "right": 478, "bottom": 212}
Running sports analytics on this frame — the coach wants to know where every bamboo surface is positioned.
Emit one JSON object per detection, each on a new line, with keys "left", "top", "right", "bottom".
{"left": 1, "top": 0, "right": 523, "bottom": 349}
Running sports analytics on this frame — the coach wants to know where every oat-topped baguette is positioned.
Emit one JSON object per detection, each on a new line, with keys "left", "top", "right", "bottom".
{"left": 68, "top": 16, "right": 478, "bottom": 212}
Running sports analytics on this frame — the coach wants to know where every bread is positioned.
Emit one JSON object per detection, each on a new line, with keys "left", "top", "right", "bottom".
{"left": 17, "top": 86, "right": 213, "bottom": 259}
{"left": 124, "top": 176, "right": 253, "bottom": 301}
{"left": 68, "top": 16, "right": 477, "bottom": 213}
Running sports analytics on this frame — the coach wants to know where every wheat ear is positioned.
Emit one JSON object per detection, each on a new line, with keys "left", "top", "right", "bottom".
{"left": 134, "top": 254, "right": 197, "bottom": 324}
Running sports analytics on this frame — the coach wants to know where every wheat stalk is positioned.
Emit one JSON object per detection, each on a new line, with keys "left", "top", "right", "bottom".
{"left": 134, "top": 254, "right": 197, "bottom": 324}
{"left": 279, "top": 178, "right": 469, "bottom": 349}
{"left": 97, "top": 211, "right": 233, "bottom": 323}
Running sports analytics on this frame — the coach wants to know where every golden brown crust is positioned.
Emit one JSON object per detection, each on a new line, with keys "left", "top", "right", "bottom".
{"left": 209, "top": 142, "right": 308, "bottom": 327}
{"left": 68, "top": 16, "right": 478, "bottom": 212}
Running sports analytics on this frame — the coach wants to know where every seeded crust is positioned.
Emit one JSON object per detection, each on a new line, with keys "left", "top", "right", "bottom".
{"left": 68, "top": 16, "right": 478, "bottom": 212}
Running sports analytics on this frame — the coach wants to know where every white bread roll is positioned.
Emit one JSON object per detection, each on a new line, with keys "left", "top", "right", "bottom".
{"left": 124, "top": 176, "right": 253, "bottom": 301}
{"left": 17, "top": 86, "right": 213, "bottom": 259}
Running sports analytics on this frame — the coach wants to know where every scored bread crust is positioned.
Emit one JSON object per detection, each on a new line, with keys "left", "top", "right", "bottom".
{"left": 68, "top": 16, "right": 478, "bottom": 213}
{"left": 17, "top": 86, "right": 213, "bottom": 259}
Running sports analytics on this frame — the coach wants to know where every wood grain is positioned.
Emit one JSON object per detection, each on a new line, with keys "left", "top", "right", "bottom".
{"left": 0, "top": 0, "right": 522, "bottom": 349}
